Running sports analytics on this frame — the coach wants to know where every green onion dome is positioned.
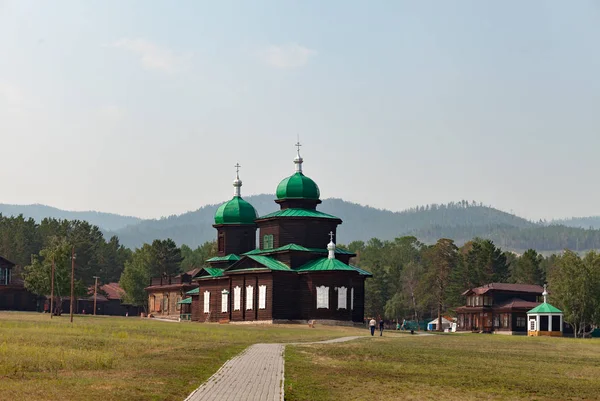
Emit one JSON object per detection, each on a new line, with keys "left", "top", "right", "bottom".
{"left": 214, "top": 165, "right": 257, "bottom": 225}
{"left": 276, "top": 172, "right": 320, "bottom": 200}
{"left": 214, "top": 196, "right": 258, "bottom": 225}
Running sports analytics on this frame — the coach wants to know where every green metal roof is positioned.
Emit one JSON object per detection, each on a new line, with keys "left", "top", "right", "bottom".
{"left": 214, "top": 196, "right": 258, "bottom": 225}
{"left": 276, "top": 172, "right": 320, "bottom": 200}
{"left": 177, "top": 297, "right": 192, "bottom": 304}
{"left": 199, "top": 267, "right": 225, "bottom": 278}
{"left": 186, "top": 288, "right": 199, "bottom": 295}
{"left": 258, "top": 208, "right": 340, "bottom": 220}
{"left": 295, "top": 257, "right": 358, "bottom": 273}
{"left": 242, "top": 243, "right": 354, "bottom": 256}
{"left": 527, "top": 302, "right": 562, "bottom": 314}
{"left": 207, "top": 254, "right": 240, "bottom": 262}
{"left": 246, "top": 255, "right": 291, "bottom": 271}
{"left": 350, "top": 265, "right": 373, "bottom": 277}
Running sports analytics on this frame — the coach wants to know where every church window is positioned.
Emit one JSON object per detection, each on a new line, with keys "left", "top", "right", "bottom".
{"left": 246, "top": 285, "right": 254, "bottom": 310}
{"left": 516, "top": 316, "right": 526, "bottom": 328}
{"left": 337, "top": 286, "right": 347, "bottom": 309}
{"left": 163, "top": 294, "right": 169, "bottom": 312}
{"left": 529, "top": 319, "right": 536, "bottom": 331}
{"left": 351, "top": 287, "right": 354, "bottom": 310}
{"left": 263, "top": 234, "right": 274, "bottom": 249}
{"left": 234, "top": 286, "right": 241, "bottom": 311}
{"left": 221, "top": 290, "right": 228, "bottom": 313}
{"left": 316, "top": 286, "right": 329, "bottom": 309}
{"left": 203, "top": 291, "right": 210, "bottom": 313}
{"left": 218, "top": 235, "right": 224, "bottom": 252}
{"left": 176, "top": 296, "right": 182, "bottom": 311}
{"left": 259, "top": 285, "right": 267, "bottom": 309}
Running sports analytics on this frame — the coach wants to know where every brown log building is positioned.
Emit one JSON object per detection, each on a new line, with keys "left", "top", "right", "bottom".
{"left": 146, "top": 145, "right": 371, "bottom": 324}
{"left": 456, "top": 283, "right": 545, "bottom": 334}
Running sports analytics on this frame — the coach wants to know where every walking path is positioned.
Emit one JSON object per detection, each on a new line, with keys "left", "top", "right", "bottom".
{"left": 183, "top": 336, "right": 364, "bottom": 401}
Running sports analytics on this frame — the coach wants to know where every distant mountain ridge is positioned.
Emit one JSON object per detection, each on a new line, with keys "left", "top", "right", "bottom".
{"left": 0, "top": 203, "right": 142, "bottom": 231}
{"left": 2, "top": 197, "right": 600, "bottom": 253}
{"left": 550, "top": 216, "right": 600, "bottom": 230}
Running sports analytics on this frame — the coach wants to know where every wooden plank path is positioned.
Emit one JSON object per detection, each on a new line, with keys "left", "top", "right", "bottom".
{"left": 183, "top": 336, "right": 363, "bottom": 401}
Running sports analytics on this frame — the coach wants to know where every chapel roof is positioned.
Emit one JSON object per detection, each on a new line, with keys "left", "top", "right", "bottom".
{"left": 528, "top": 302, "right": 562, "bottom": 314}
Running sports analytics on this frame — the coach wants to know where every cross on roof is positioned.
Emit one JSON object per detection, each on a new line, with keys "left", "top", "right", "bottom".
{"left": 329, "top": 231, "right": 335, "bottom": 242}
{"left": 295, "top": 141, "right": 302, "bottom": 153}
{"left": 234, "top": 163, "right": 241, "bottom": 174}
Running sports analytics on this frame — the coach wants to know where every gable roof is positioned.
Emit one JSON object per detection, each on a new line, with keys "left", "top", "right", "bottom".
{"left": 99, "top": 283, "right": 125, "bottom": 300}
{"left": 0, "top": 256, "right": 15, "bottom": 268}
{"left": 350, "top": 265, "right": 373, "bottom": 277}
{"left": 528, "top": 302, "right": 562, "bottom": 314}
{"left": 185, "top": 268, "right": 203, "bottom": 278}
{"left": 247, "top": 255, "right": 291, "bottom": 271}
{"left": 186, "top": 287, "right": 199, "bottom": 295}
{"left": 295, "top": 257, "right": 358, "bottom": 273}
{"left": 494, "top": 298, "right": 540, "bottom": 310}
{"left": 242, "top": 243, "right": 355, "bottom": 256}
{"left": 206, "top": 254, "right": 240, "bottom": 263}
{"left": 257, "top": 208, "right": 341, "bottom": 221}
{"left": 462, "top": 283, "right": 544, "bottom": 296}
{"left": 177, "top": 297, "right": 192, "bottom": 305}
{"left": 198, "top": 267, "right": 225, "bottom": 278}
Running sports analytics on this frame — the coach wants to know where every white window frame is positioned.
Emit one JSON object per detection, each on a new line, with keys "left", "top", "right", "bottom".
{"left": 234, "top": 286, "right": 241, "bottom": 311}
{"left": 529, "top": 318, "right": 537, "bottom": 331}
{"left": 316, "top": 285, "right": 329, "bottom": 309}
{"left": 337, "top": 286, "right": 347, "bottom": 310}
{"left": 246, "top": 285, "right": 254, "bottom": 310}
{"left": 203, "top": 291, "right": 210, "bottom": 314}
{"left": 221, "top": 290, "right": 229, "bottom": 313}
{"left": 259, "top": 285, "right": 267, "bottom": 309}
{"left": 351, "top": 287, "right": 354, "bottom": 310}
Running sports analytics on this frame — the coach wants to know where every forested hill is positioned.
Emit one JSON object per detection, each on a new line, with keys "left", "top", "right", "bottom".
{"left": 0, "top": 203, "right": 141, "bottom": 231}
{"left": 4, "top": 197, "right": 600, "bottom": 253}
{"left": 551, "top": 216, "right": 600, "bottom": 230}
{"left": 107, "top": 196, "right": 600, "bottom": 252}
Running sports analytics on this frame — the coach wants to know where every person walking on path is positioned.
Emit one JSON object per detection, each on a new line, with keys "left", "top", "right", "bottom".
{"left": 379, "top": 316, "right": 384, "bottom": 336}
{"left": 369, "top": 318, "right": 376, "bottom": 336}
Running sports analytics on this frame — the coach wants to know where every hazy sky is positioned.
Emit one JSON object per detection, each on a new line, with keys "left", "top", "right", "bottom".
{"left": 1, "top": 1, "right": 599, "bottom": 220}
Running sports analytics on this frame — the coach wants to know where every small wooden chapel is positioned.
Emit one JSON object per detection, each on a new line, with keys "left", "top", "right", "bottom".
{"left": 186, "top": 144, "right": 371, "bottom": 324}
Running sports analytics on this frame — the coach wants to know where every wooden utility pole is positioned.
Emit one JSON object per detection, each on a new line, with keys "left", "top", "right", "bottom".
{"left": 50, "top": 255, "right": 55, "bottom": 319}
{"left": 70, "top": 246, "right": 75, "bottom": 323}
{"left": 93, "top": 276, "right": 99, "bottom": 315}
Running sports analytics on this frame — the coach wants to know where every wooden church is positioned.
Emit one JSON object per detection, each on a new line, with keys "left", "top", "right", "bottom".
{"left": 186, "top": 144, "right": 371, "bottom": 324}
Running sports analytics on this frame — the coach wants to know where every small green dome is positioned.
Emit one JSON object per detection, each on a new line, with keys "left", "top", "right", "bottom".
{"left": 214, "top": 196, "right": 258, "bottom": 225}
{"left": 276, "top": 172, "right": 320, "bottom": 200}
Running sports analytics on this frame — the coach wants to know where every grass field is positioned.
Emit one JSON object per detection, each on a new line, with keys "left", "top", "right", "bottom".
{"left": 0, "top": 312, "right": 364, "bottom": 401}
{"left": 284, "top": 333, "right": 600, "bottom": 401}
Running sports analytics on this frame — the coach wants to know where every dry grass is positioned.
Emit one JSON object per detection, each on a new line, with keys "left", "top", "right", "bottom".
{"left": 0, "top": 312, "right": 364, "bottom": 401}
{"left": 284, "top": 333, "right": 600, "bottom": 401}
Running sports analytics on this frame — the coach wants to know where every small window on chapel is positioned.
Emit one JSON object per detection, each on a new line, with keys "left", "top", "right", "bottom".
{"left": 218, "top": 236, "right": 224, "bottom": 252}
{"left": 263, "top": 234, "right": 274, "bottom": 249}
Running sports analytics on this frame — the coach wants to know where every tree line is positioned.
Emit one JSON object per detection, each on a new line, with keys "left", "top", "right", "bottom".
{"left": 344, "top": 236, "right": 600, "bottom": 337}
{"left": 3, "top": 213, "right": 598, "bottom": 336}
{"left": 0, "top": 214, "right": 216, "bottom": 310}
